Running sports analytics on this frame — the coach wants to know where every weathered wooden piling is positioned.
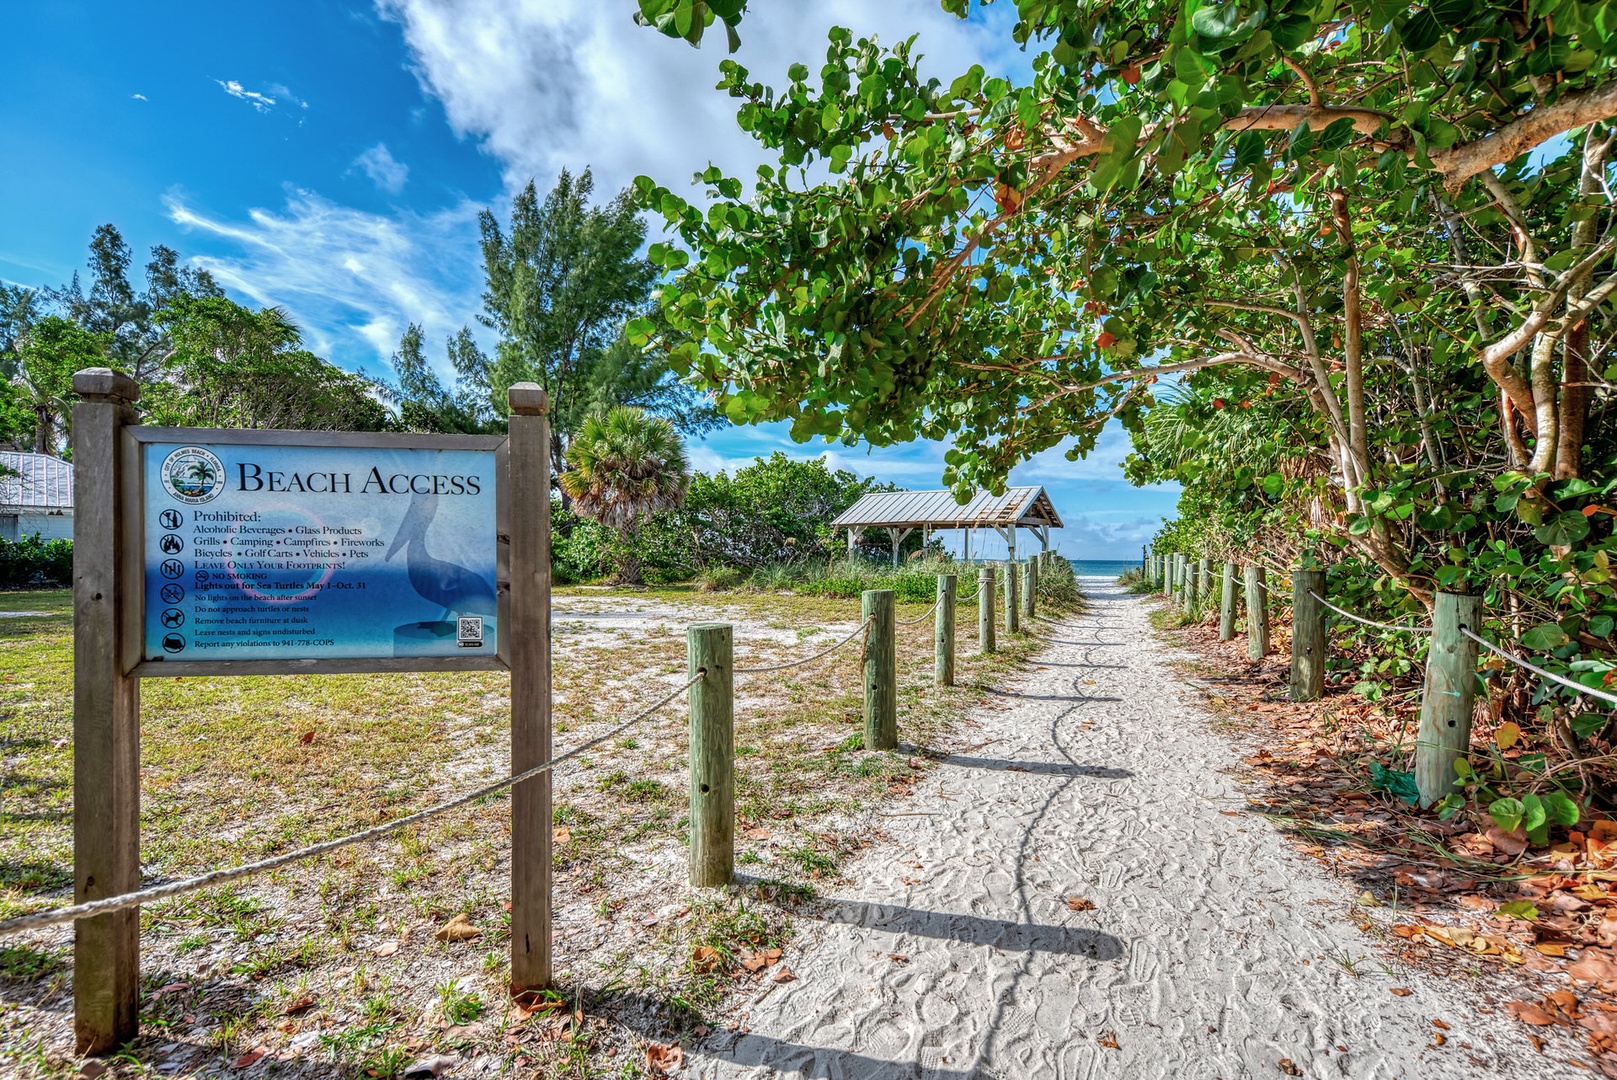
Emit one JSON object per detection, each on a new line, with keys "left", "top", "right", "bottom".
{"left": 1244, "top": 565, "right": 1269, "bottom": 659}
{"left": 935, "top": 574, "right": 955, "bottom": 687}
{"left": 1290, "top": 570, "right": 1326, "bottom": 702}
{"left": 978, "top": 567, "right": 996, "bottom": 654}
{"left": 1414, "top": 592, "right": 1483, "bottom": 807}
{"left": 1005, "top": 560, "right": 1021, "bottom": 634}
{"left": 687, "top": 622, "right": 734, "bottom": 887}
{"left": 1219, "top": 561, "right": 1238, "bottom": 641}
{"left": 863, "top": 589, "right": 897, "bottom": 750}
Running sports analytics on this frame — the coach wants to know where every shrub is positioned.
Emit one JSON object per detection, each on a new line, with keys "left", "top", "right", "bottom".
{"left": 0, "top": 535, "right": 72, "bottom": 589}
{"left": 695, "top": 566, "right": 745, "bottom": 592}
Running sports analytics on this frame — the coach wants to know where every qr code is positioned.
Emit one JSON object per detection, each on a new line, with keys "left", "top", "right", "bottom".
{"left": 457, "top": 617, "right": 484, "bottom": 647}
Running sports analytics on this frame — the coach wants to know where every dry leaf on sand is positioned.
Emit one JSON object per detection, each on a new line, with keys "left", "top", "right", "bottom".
{"left": 1505, "top": 1000, "right": 1558, "bottom": 1026}
{"left": 1066, "top": 896, "right": 1097, "bottom": 912}
{"left": 692, "top": 945, "right": 721, "bottom": 972}
{"left": 434, "top": 913, "right": 482, "bottom": 942}
{"left": 771, "top": 966, "right": 798, "bottom": 984}
{"left": 646, "top": 1043, "right": 683, "bottom": 1073}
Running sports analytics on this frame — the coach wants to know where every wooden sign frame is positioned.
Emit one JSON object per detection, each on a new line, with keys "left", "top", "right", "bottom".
{"left": 70, "top": 369, "right": 554, "bottom": 1054}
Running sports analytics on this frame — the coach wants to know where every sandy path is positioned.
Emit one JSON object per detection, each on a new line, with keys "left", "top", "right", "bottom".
{"left": 688, "top": 578, "right": 1556, "bottom": 1080}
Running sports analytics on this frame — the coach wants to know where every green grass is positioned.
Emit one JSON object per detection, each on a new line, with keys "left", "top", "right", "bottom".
{"left": 1, "top": 575, "right": 1086, "bottom": 1074}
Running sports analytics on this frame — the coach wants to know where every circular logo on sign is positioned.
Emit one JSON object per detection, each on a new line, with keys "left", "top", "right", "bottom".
{"left": 160, "top": 446, "right": 225, "bottom": 504}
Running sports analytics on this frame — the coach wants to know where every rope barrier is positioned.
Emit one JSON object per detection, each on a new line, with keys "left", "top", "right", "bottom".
{"left": 1460, "top": 628, "right": 1617, "bottom": 708}
{"left": 733, "top": 615, "right": 875, "bottom": 675}
{"left": 1308, "top": 590, "right": 1432, "bottom": 635}
{"left": 1305, "top": 589, "right": 1615, "bottom": 708}
{"left": 0, "top": 672, "right": 704, "bottom": 939}
{"left": 897, "top": 597, "right": 943, "bottom": 625}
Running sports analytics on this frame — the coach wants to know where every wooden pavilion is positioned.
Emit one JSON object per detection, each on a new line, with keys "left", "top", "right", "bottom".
{"left": 830, "top": 486, "right": 1064, "bottom": 567}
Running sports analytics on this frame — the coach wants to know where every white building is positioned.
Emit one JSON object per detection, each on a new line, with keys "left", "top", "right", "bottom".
{"left": 0, "top": 451, "right": 74, "bottom": 542}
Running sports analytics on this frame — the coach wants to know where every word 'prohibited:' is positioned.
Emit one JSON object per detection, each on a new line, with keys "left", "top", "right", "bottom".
{"left": 70, "top": 368, "right": 554, "bottom": 1054}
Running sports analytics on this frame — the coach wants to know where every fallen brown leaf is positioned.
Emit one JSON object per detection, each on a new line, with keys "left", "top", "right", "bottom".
{"left": 1066, "top": 896, "right": 1097, "bottom": 912}
{"left": 229, "top": 1049, "right": 265, "bottom": 1070}
{"left": 1571, "top": 955, "right": 1617, "bottom": 984}
{"left": 1432, "top": 1018, "right": 1449, "bottom": 1030}
{"left": 771, "top": 966, "right": 798, "bottom": 984}
{"left": 434, "top": 913, "right": 482, "bottom": 942}
{"left": 1390, "top": 988, "right": 1413, "bottom": 997}
{"left": 645, "top": 1043, "right": 683, "bottom": 1073}
{"left": 1097, "top": 1030, "right": 1119, "bottom": 1050}
{"left": 1506, "top": 1000, "right": 1558, "bottom": 1026}
{"left": 1278, "top": 1059, "right": 1301, "bottom": 1076}
{"left": 299, "top": 731, "right": 314, "bottom": 745}
{"left": 692, "top": 945, "right": 721, "bottom": 973}
{"left": 281, "top": 995, "right": 316, "bottom": 1016}
{"left": 553, "top": 827, "right": 570, "bottom": 844}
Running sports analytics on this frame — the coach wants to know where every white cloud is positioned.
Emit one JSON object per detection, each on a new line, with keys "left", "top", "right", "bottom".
{"left": 215, "top": 79, "right": 306, "bottom": 114}
{"left": 375, "top": 0, "right": 1016, "bottom": 199}
{"left": 131, "top": 93, "right": 148, "bottom": 101}
{"left": 164, "top": 189, "right": 487, "bottom": 378}
{"left": 352, "top": 142, "right": 410, "bottom": 194}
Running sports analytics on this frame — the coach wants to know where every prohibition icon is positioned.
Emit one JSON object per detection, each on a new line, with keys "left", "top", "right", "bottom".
{"left": 160, "top": 509, "right": 183, "bottom": 531}
{"left": 160, "top": 609, "right": 186, "bottom": 629}
{"left": 160, "top": 559, "right": 185, "bottom": 580}
{"left": 160, "top": 583, "right": 185, "bottom": 605}
{"left": 161, "top": 633, "right": 186, "bottom": 654}
{"left": 160, "top": 534, "right": 184, "bottom": 554}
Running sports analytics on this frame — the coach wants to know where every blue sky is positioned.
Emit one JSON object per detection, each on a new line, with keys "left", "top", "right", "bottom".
{"left": 0, "top": 0, "right": 1177, "bottom": 560}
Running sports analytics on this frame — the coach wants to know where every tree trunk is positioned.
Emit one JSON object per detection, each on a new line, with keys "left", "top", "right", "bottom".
{"left": 33, "top": 406, "right": 52, "bottom": 455}
{"left": 615, "top": 525, "right": 643, "bottom": 585}
{"left": 1557, "top": 319, "right": 1589, "bottom": 480}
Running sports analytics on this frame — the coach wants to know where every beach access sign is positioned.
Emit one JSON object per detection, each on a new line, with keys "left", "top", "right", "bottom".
{"left": 139, "top": 437, "right": 500, "bottom": 663}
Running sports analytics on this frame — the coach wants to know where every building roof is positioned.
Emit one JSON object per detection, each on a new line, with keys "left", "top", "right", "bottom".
{"left": 831, "top": 486, "right": 1063, "bottom": 530}
{"left": 0, "top": 452, "right": 74, "bottom": 511}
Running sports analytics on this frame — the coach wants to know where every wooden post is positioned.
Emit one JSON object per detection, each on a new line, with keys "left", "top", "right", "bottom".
{"left": 1022, "top": 558, "right": 1037, "bottom": 621}
{"left": 1244, "top": 564, "right": 1270, "bottom": 659}
{"left": 935, "top": 574, "right": 955, "bottom": 686}
{"left": 977, "top": 567, "right": 995, "bottom": 655}
{"left": 72, "top": 368, "right": 141, "bottom": 1055}
{"left": 1415, "top": 592, "right": 1484, "bottom": 807}
{"left": 1162, "top": 554, "right": 1174, "bottom": 598}
{"left": 1290, "top": 569, "right": 1327, "bottom": 701}
{"left": 687, "top": 623, "right": 734, "bottom": 886}
{"left": 507, "top": 382, "right": 552, "bottom": 995}
{"left": 1004, "top": 559, "right": 1021, "bottom": 634}
{"left": 863, "top": 589, "right": 897, "bottom": 750}
{"left": 1219, "top": 561, "right": 1238, "bottom": 641}
{"left": 1198, "top": 557, "right": 1212, "bottom": 603}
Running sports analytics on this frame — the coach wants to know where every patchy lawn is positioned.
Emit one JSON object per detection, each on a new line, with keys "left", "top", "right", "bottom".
{"left": 1, "top": 579, "right": 1076, "bottom": 1078}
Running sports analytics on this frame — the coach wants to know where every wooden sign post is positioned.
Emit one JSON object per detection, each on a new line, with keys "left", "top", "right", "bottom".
{"left": 505, "top": 383, "right": 553, "bottom": 994}
{"left": 72, "top": 369, "right": 142, "bottom": 1055}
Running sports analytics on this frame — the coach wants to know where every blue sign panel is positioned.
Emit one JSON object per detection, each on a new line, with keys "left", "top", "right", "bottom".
{"left": 141, "top": 440, "right": 499, "bottom": 662}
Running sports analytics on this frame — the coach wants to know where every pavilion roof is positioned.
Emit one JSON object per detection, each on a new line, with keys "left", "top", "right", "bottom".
{"left": 830, "top": 486, "right": 1063, "bottom": 531}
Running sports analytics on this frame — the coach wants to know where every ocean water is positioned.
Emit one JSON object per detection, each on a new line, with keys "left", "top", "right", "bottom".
{"left": 1065, "top": 559, "right": 1140, "bottom": 579}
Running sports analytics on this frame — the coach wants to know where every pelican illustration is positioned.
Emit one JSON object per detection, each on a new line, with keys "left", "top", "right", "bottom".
{"left": 386, "top": 492, "right": 496, "bottom": 621}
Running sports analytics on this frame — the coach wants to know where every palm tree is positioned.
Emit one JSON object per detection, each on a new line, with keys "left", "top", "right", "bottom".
{"left": 559, "top": 405, "right": 690, "bottom": 584}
